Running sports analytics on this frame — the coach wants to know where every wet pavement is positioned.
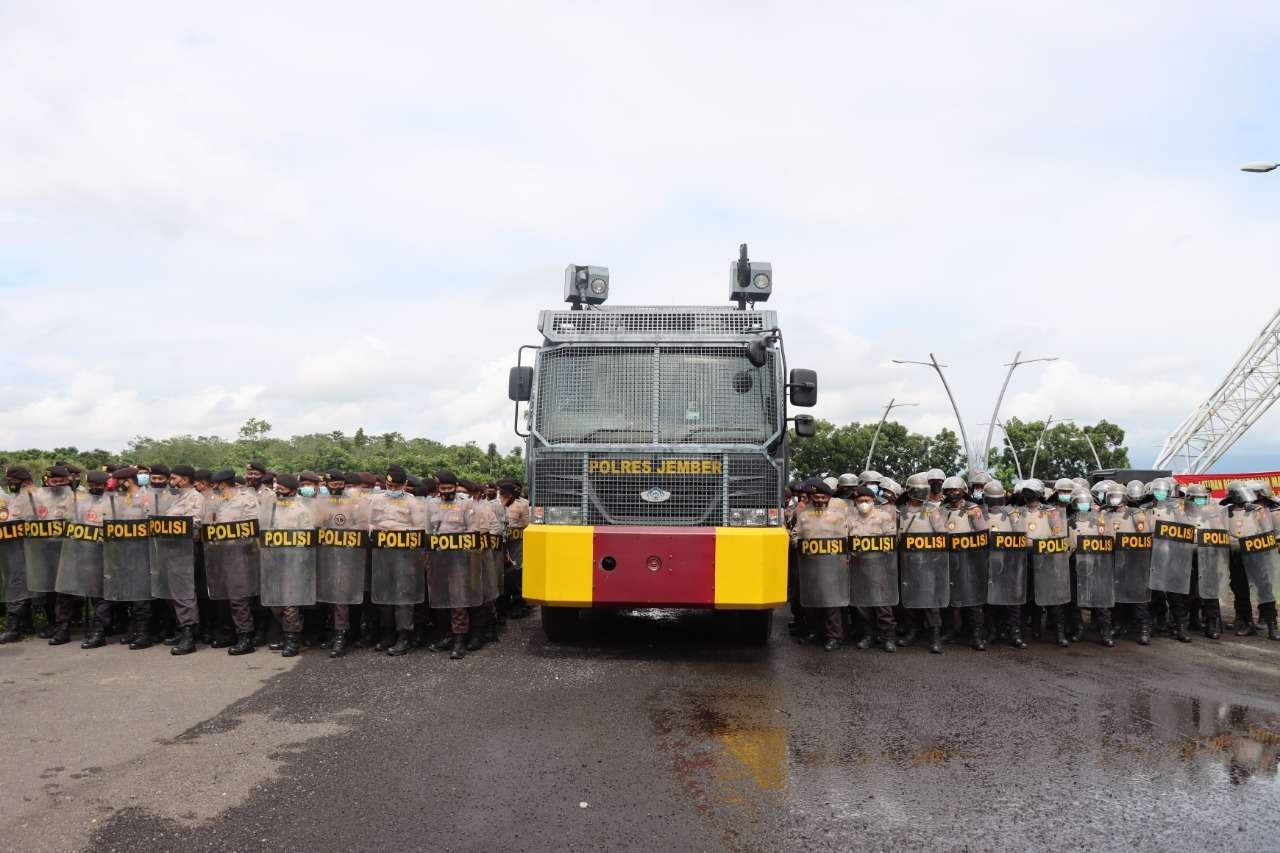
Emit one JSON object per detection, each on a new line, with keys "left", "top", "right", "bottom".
{"left": 5, "top": 609, "right": 1280, "bottom": 851}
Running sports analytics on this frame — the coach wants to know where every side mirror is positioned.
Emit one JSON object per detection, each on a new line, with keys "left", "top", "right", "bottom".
{"left": 793, "top": 415, "right": 816, "bottom": 438}
{"left": 508, "top": 366, "right": 533, "bottom": 402}
{"left": 788, "top": 368, "right": 817, "bottom": 407}
{"left": 745, "top": 339, "right": 769, "bottom": 368}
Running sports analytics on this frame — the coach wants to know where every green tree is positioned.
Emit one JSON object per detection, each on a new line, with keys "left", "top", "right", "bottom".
{"left": 789, "top": 419, "right": 964, "bottom": 482}
{"left": 987, "top": 418, "right": 1130, "bottom": 483}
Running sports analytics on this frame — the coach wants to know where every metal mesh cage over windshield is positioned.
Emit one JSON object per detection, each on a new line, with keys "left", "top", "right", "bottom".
{"left": 533, "top": 345, "right": 780, "bottom": 446}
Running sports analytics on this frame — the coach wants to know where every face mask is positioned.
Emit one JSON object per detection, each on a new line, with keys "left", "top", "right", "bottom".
{"left": 1152, "top": 490, "right": 1168, "bottom": 502}
{"left": 1107, "top": 496, "right": 1123, "bottom": 507}
{"left": 973, "top": 489, "right": 985, "bottom": 501}
{"left": 49, "top": 484, "right": 67, "bottom": 494}
{"left": 89, "top": 487, "right": 105, "bottom": 497}
{"left": 439, "top": 492, "right": 455, "bottom": 502}
{"left": 1057, "top": 493, "right": 1071, "bottom": 503}
{"left": 319, "top": 485, "right": 329, "bottom": 496}
{"left": 5, "top": 481, "right": 18, "bottom": 494}
{"left": 856, "top": 502, "right": 873, "bottom": 516}
{"left": 1076, "top": 501, "right": 1091, "bottom": 512}
{"left": 299, "top": 486, "right": 316, "bottom": 498}
{"left": 1194, "top": 497, "right": 1208, "bottom": 507}
{"left": 386, "top": 489, "right": 405, "bottom": 498}
{"left": 137, "top": 473, "right": 150, "bottom": 487}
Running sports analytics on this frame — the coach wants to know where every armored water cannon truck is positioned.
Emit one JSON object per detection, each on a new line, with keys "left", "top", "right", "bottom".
{"left": 507, "top": 244, "right": 817, "bottom": 643}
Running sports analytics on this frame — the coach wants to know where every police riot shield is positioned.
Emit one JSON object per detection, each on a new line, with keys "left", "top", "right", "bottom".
{"left": 316, "top": 528, "right": 367, "bottom": 605}
{"left": 1074, "top": 534, "right": 1116, "bottom": 609}
{"left": 54, "top": 520, "right": 104, "bottom": 598}
{"left": 103, "top": 518, "right": 151, "bottom": 602}
{"left": 1149, "top": 518, "right": 1196, "bottom": 595}
{"left": 22, "top": 518, "right": 66, "bottom": 593}
{"left": 370, "top": 528, "right": 426, "bottom": 606}
{"left": 426, "top": 532, "right": 484, "bottom": 609}
{"left": 149, "top": 516, "right": 196, "bottom": 601}
{"left": 796, "top": 536, "right": 851, "bottom": 608}
{"left": 1030, "top": 537, "right": 1071, "bottom": 606}
{"left": 947, "top": 530, "right": 989, "bottom": 608}
{"left": 0, "top": 520, "right": 30, "bottom": 603}
{"left": 1196, "top": 527, "right": 1231, "bottom": 601}
{"left": 259, "top": 529, "right": 317, "bottom": 607}
{"left": 987, "top": 529, "right": 1028, "bottom": 605}
{"left": 1114, "top": 528, "right": 1152, "bottom": 604}
{"left": 1239, "top": 531, "right": 1280, "bottom": 605}
{"left": 849, "top": 533, "right": 898, "bottom": 607}
{"left": 204, "top": 520, "right": 260, "bottom": 600}
{"left": 504, "top": 528, "right": 525, "bottom": 600}
{"left": 900, "top": 532, "right": 949, "bottom": 609}
{"left": 482, "top": 534, "right": 504, "bottom": 603}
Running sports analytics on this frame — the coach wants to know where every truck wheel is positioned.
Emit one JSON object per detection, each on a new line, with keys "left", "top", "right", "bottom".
{"left": 736, "top": 610, "right": 773, "bottom": 645}
{"left": 541, "top": 606, "right": 579, "bottom": 642}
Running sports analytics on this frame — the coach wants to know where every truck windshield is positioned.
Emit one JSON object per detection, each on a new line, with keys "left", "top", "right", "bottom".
{"left": 534, "top": 345, "right": 779, "bottom": 445}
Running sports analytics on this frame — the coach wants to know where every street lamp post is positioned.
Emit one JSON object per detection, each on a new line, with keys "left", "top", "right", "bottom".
{"left": 979, "top": 420, "right": 1024, "bottom": 482}
{"left": 980, "top": 352, "right": 1057, "bottom": 473}
{"left": 893, "top": 354, "right": 974, "bottom": 471}
{"left": 866, "top": 398, "right": 919, "bottom": 470}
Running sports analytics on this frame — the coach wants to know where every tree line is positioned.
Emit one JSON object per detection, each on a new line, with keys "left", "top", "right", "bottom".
{"left": 789, "top": 417, "right": 1130, "bottom": 483}
{"left": 1, "top": 416, "right": 1129, "bottom": 487}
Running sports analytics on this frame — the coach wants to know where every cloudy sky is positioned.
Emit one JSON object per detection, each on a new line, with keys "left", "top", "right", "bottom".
{"left": 2, "top": 2, "right": 1279, "bottom": 472}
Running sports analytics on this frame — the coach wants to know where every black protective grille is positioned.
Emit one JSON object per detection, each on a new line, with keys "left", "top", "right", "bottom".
{"left": 530, "top": 450, "right": 782, "bottom": 527}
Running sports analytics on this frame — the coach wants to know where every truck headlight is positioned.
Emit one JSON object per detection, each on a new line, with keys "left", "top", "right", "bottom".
{"left": 728, "top": 508, "right": 774, "bottom": 527}
{"left": 540, "top": 506, "right": 585, "bottom": 525}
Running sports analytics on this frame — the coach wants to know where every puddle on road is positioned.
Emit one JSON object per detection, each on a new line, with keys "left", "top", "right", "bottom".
{"left": 648, "top": 687, "right": 1280, "bottom": 824}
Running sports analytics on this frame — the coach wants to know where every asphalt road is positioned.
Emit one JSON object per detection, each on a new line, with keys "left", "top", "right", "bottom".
{"left": 3, "top": 610, "right": 1279, "bottom": 852}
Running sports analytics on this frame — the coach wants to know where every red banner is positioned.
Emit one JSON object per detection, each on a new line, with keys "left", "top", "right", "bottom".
{"left": 1172, "top": 471, "right": 1280, "bottom": 499}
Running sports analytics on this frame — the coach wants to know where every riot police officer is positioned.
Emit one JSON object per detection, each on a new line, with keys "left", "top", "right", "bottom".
{"left": 1183, "top": 483, "right": 1227, "bottom": 640}
{"left": 848, "top": 485, "right": 897, "bottom": 652}
{"left": 791, "top": 478, "right": 851, "bottom": 651}
{"left": 1021, "top": 479, "right": 1071, "bottom": 647}
{"left": 898, "top": 473, "right": 946, "bottom": 654}
{"left": 1068, "top": 486, "right": 1115, "bottom": 646}
{"left": 983, "top": 480, "right": 1028, "bottom": 648}
{"left": 939, "top": 475, "right": 989, "bottom": 651}
{"left": 1224, "top": 481, "right": 1280, "bottom": 640}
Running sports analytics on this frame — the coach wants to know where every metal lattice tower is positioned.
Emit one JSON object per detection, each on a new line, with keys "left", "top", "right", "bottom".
{"left": 1154, "top": 307, "right": 1280, "bottom": 473}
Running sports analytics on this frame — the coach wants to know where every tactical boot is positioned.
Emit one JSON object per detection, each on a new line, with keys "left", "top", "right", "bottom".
{"left": 0, "top": 620, "right": 26, "bottom": 644}
{"left": 1268, "top": 620, "right": 1280, "bottom": 642}
{"left": 971, "top": 626, "right": 987, "bottom": 651}
{"left": 374, "top": 630, "right": 396, "bottom": 652}
{"left": 1189, "top": 611, "right": 1204, "bottom": 631}
{"left": 1100, "top": 621, "right": 1115, "bottom": 648}
{"left": 928, "top": 627, "right": 943, "bottom": 655}
{"left": 1173, "top": 622, "right": 1192, "bottom": 643}
{"left": 81, "top": 626, "right": 108, "bottom": 649}
{"left": 1137, "top": 624, "right": 1152, "bottom": 645}
{"left": 210, "top": 631, "right": 235, "bottom": 648}
{"left": 48, "top": 623, "right": 71, "bottom": 645}
{"left": 1205, "top": 616, "right": 1221, "bottom": 640}
{"left": 1008, "top": 627, "right": 1027, "bottom": 649}
{"left": 129, "top": 617, "right": 155, "bottom": 650}
{"left": 429, "top": 634, "right": 456, "bottom": 652}
{"left": 854, "top": 634, "right": 874, "bottom": 650}
{"left": 881, "top": 637, "right": 896, "bottom": 653}
{"left": 170, "top": 626, "right": 197, "bottom": 656}
{"left": 1069, "top": 622, "right": 1086, "bottom": 643}
{"left": 1235, "top": 620, "right": 1260, "bottom": 637}
{"left": 823, "top": 637, "right": 840, "bottom": 652}
{"left": 357, "top": 620, "right": 378, "bottom": 648}
{"left": 382, "top": 630, "right": 409, "bottom": 656}
{"left": 898, "top": 626, "right": 917, "bottom": 647}
{"left": 450, "top": 633, "right": 467, "bottom": 660}
{"left": 268, "top": 636, "right": 287, "bottom": 651}
{"left": 39, "top": 622, "right": 57, "bottom": 640}
{"left": 228, "top": 633, "right": 256, "bottom": 656}
{"left": 329, "top": 630, "right": 350, "bottom": 659}
{"left": 1054, "top": 624, "right": 1069, "bottom": 648}
{"left": 465, "top": 633, "right": 485, "bottom": 652}
{"left": 281, "top": 633, "right": 302, "bottom": 658}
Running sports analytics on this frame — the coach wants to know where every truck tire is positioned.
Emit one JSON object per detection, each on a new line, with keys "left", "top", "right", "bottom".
{"left": 541, "top": 605, "right": 579, "bottom": 642}
{"left": 736, "top": 610, "right": 773, "bottom": 646}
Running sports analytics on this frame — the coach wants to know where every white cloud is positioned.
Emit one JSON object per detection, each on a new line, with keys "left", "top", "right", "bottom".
{"left": 2, "top": 2, "right": 1279, "bottom": 471}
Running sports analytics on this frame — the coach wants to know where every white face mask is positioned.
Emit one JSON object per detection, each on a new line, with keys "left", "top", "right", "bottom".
{"left": 1107, "top": 496, "right": 1123, "bottom": 507}
{"left": 856, "top": 502, "right": 873, "bottom": 515}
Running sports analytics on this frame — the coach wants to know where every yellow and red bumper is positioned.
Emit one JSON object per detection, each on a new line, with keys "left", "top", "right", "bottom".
{"left": 522, "top": 525, "right": 787, "bottom": 609}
